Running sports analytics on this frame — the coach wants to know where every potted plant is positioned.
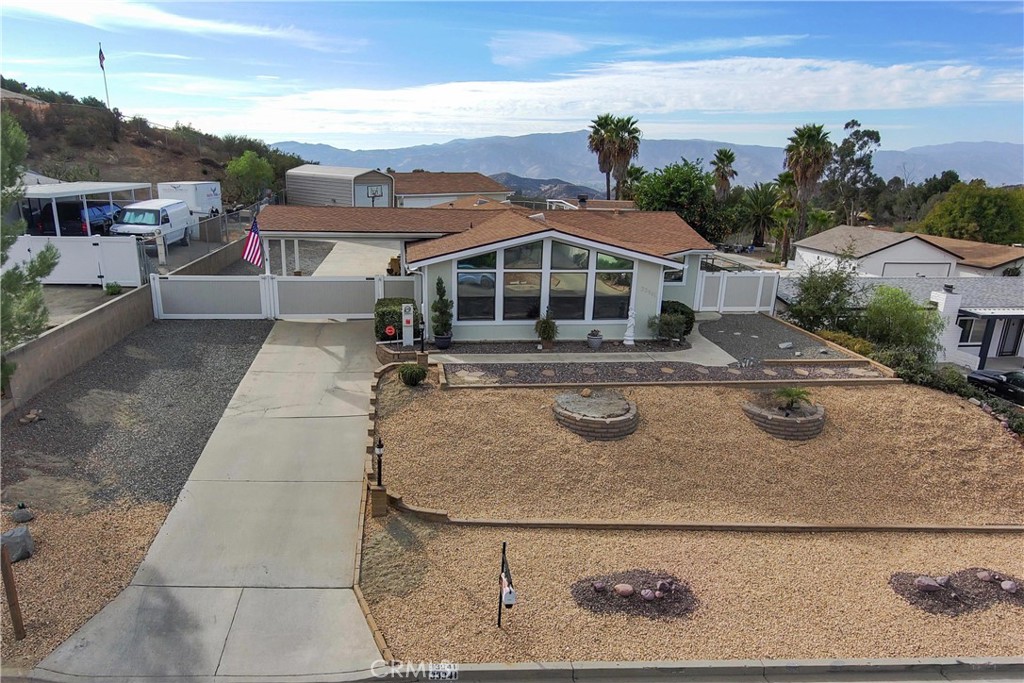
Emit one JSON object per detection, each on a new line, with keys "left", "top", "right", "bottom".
{"left": 534, "top": 308, "right": 559, "bottom": 350}
{"left": 587, "top": 329, "right": 603, "bottom": 350}
{"left": 430, "top": 276, "right": 454, "bottom": 349}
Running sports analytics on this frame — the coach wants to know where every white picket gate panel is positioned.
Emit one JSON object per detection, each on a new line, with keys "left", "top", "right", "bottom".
{"left": 695, "top": 271, "right": 779, "bottom": 313}
{"left": 3, "top": 235, "right": 145, "bottom": 287}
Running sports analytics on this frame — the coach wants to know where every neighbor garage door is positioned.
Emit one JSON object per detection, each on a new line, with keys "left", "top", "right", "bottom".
{"left": 881, "top": 262, "right": 952, "bottom": 277}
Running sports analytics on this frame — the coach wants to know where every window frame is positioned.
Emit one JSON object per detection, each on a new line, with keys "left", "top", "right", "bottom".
{"left": 957, "top": 316, "right": 985, "bottom": 346}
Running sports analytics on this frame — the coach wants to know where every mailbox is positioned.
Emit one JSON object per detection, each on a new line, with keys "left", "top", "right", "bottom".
{"left": 401, "top": 303, "right": 415, "bottom": 347}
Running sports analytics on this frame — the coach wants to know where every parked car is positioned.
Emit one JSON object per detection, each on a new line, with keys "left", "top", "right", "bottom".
{"left": 967, "top": 369, "right": 1024, "bottom": 406}
{"left": 109, "top": 199, "right": 197, "bottom": 249}
{"left": 30, "top": 200, "right": 120, "bottom": 236}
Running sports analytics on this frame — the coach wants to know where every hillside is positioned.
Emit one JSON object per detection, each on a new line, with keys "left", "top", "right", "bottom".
{"left": 275, "top": 132, "right": 1024, "bottom": 189}
{"left": 490, "top": 172, "right": 602, "bottom": 200}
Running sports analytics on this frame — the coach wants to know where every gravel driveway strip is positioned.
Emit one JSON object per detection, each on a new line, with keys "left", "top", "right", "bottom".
{"left": 2, "top": 319, "right": 274, "bottom": 506}
{"left": 698, "top": 313, "right": 852, "bottom": 360}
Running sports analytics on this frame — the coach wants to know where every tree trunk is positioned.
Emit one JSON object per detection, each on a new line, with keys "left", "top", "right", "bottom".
{"left": 794, "top": 202, "right": 809, "bottom": 243}
{"left": 605, "top": 172, "right": 611, "bottom": 201}
{"left": 752, "top": 226, "right": 765, "bottom": 248}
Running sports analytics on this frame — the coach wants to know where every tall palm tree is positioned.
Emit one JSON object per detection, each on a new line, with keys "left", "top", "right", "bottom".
{"left": 774, "top": 170, "right": 799, "bottom": 264}
{"left": 588, "top": 113, "right": 616, "bottom": 200}
{"left": 710, "top": 148, "right": 738, "bottom": 202}
{"left": 742, "top": 182, "right": 780, "bottom": 248}
{"left": 784, "top": 123, "right": 834, "bottom": 246}
{"left": 610, "top": 116, "right": 642, "bottom": 201}
{"left": 619, "top": 165, "right": 647, "bottom": 201}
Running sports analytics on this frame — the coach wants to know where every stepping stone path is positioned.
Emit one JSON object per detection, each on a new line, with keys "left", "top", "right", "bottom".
{"left": 694, "top": 366, "right": 709, "bottom": 374}
{"left": 794, "top": 368, "right": 810, "bottom": 376}
{"left": 762, "top": 369, "right": 778, "bottom": 376}
{"left": 582, "top": 367, "right": 597, "bottom": 375}
{"left": 505, "top": 370, "right": 518, "bottom": 377}
{"left": 818, "top": 368, "right": 836, "bottom": 376}
{"left": 726, "top": 368, "right": 742, "bottom": 375}
{"left": 661, "top": 367, "right": 675, "bottom": 374}
{"left": 541, "top": 369, "right": 556, "bottom": 377}
{"left": 622, "top": 367, "right": 638, "bottom": 375}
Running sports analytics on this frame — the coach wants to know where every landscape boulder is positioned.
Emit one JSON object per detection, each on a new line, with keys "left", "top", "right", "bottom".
{"left": 913, "top": 576, "right": 943, "bottom": 592}
{"left": 10, "top": 508, "right": 34, "bottom": 523}
{"left": 1001, "top": 580, "right": 1018, "bottom": 594}
{"left": 1, "top": 526, "right": 35, "bottom": 563}
{"left": 935, "top": 576, "right": 950, "bottom": 587}
{"left": 613, "top": 583, "right": 634, "bottom": 597}
{"left": 592, "top": 581, "right": 606, "bottom": 592}
{"left": 640, "top": 589, "right": 656, "bottom": 601}
{"left": 977, "top": 570, "right": 996, "bottom": 583}
{"left": 656, "top": 580, "right": 672, "bottom": 593}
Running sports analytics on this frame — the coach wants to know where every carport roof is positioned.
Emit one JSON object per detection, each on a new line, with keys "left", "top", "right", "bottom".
{"left": 22, "top": 181, "right": 152, "bottom": 200}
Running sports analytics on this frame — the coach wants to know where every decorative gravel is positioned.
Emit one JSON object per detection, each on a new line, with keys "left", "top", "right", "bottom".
{"left": 445, "top": 360, "right": 881, "bottom": 385}
{"left": 570, "top": 570, "right": 699, "bottom": 620}
{"left": 421, "top": 339, "right": 691, "bottom": 354}
{"left": 361, "top": 521, "right": 1024, "bottom": 663}
{"left": 698, "top": 314, "right": 851, "bottom": 361}
{"left": 217, "top": 239, "right": 335, "bottom": 276}
{"left": 1, "top": 320, "right": 273, "bottom": 506}
{"left": 889, "top": 568, "right": 1024, "bottom": 617}
{"left": 376, "top": 382, "right": 1023, "bottom": 525}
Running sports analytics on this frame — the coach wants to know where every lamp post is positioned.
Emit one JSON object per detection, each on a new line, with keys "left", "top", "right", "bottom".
{"left": 374, "top": 435, "right": 384, "bottom": 487}
{"left": 419, "top": 318, "right": 426, "bottom": 353}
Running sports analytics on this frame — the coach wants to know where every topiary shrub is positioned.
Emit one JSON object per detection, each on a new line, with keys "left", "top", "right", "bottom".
{"left": 397, "top": 363, "right": 427, "bottom": 387}
{"left": 815, "top": 329, "right": 875, "bottom": 356}
{"left": 660, "top": 300, "right": 695, "bottom": 337}
{"left": 374, "top": 297, "right": 422, "bottom": 341}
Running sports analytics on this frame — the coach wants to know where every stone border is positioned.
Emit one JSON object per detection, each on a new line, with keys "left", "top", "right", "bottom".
{"left": 375, "top": 342, "right": 419, "bottom": 366}
{"left": 552, "top": 399, "right": 639, "bottom": 440}
{"left": 441, "top": 376, "right": 902, "bottom": 391}
{"left": 765, "top": 313, "right": 897, "bottom": 378}
{"left": 742, "top": 401, "right": 826, "bottom": 440}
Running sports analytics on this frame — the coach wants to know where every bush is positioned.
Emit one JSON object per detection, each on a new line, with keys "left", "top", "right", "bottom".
{"left": 534, "top": 308, "right": 558, "bottom": 342}
{"left": 374, "top": 297, "right": 422, "bottom": 341}
{"left": 815, "top": 329, "right": 875, "bottom": 356}
{"left": 787, "top": 256, "right": 860, "bottom": 332}
{"left": 858, "top": 286, "right": 943, "bottom": 361}
{"left": 660, "top": 300, "right": 695, "bottom": 337}
{"left": 774, "top": 387, "right": 811, "bottom": 410}
{"left": 104, "top": 281, "right": 123, "bottom": 296}
{"left": 869, "top": 347, "right": 935, "bottom": 384}
{"left": 430, "top": 277, "right": 453, "bottom": 337}
{"left": 397, "top": 363, "right": 427, "bottom": 387}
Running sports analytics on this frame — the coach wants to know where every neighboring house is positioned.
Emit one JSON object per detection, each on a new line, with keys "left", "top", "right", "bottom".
{"left": 429, "top": 195, "right": 510, "bottom": 210}
{"left": 285, "top": 165, "right": 394, "bottom": 207}
{"left": 391, "top": 171, "right": 511, "bottom": 208}
{"left": 256, "top": 205, "right": 716, "bottom": 340}
{"left": 546, "top": 198, "right": 637, "bottom": 211}
{"left": 793, "top": 225, "right": 1024, "bottom": 277}
{"left": 777, "top": 276, "right": 1024, "bottom": 371}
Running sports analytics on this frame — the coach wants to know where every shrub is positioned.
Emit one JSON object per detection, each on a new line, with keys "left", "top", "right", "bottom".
{"left": 397, "top": 363, "right": 427, "bottom": 387}
{"left": 648, "top": 313, "right": 689, "bottom": 341}
{"left": 869, "top": 347, "right": 935, "bottom": 384}
{"left": 660, "top": 300, "right": 695, "bottom": 337}
{"left": 374, "top": 297, "right": 422, "bottom": 341}
{"left": 104, "top": 281, "right": 123, "bottom": 296}
{"left": 815, "top": 329, "right": 875, "bottom": 356}
{"left": 430, "top": 276, "right": 453, "bottom": 337}
{"left": 774, "top": 387, "right": 811, "bottom": 410}
{"left": 857, "top": 286, "right": 943, "bottom": 362}
{"left": 787, "top": 255, "right": 860, "bottom": 332}
{"left": 534, "top": 308, "right": 558, "bottom": 342}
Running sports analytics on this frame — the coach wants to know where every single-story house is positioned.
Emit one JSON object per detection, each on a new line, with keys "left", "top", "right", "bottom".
{"left": 793, "top": 225, "right": 1024, "bottom": 277}
{"left": 776, "top": 276, "right": 1024, "bottom": 371}
{"left": 546, "top": 198, "right": 637, "bottom": 211}
{"left": 285, "top": 165, "right": 394, "bottom": 207}
{"left": 256, "top": 205, "right": 715, "bottom": 340}
{"left": 429, "top": 195, "right": 510, "bottom": 210}
{"left": 391, "top": 171, "right": 511, "bottom": 208}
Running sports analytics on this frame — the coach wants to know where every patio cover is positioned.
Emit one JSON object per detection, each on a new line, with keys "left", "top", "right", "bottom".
{"left": 22, "top": 181, "right": 151, "bottom": 200}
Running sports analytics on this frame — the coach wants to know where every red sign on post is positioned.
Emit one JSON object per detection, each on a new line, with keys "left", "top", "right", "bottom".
{"left": 385, "top": 325, "right": 396, "bottom": 337}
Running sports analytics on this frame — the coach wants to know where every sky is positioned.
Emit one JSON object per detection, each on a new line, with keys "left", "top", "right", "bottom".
{"left": 1, "top": 1, "right": 1022, "bottom": 152}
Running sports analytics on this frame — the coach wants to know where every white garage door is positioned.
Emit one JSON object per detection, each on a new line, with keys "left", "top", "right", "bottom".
{"left": 881, "top": 262, "right": 952, "bottom": 277}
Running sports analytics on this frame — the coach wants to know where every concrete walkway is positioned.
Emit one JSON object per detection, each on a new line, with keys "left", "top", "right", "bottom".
{"left": 35, "top": 321, "right": 381, "bottom": 682}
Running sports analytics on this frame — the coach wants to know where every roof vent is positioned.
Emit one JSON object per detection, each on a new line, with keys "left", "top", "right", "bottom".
{"left": 528, "top": 212, "right": 546, "bottom": 222}
{"left": 943, "top": 283, "right": 954, "bottom": 293}
{"left": 577, "top": 194, "right": 588, "bottom": 208}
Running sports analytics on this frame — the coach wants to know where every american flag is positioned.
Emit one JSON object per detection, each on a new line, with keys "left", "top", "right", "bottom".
{"left": 98, "top": 45, "right": 105, "bottom": 71}
{"left": 242, "top": 219, "right": 263, "bottom": 267}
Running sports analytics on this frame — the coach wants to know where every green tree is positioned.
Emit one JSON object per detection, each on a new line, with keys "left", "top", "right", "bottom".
{"left": 786, "top": 249, "right": 859, "bottom": 332}
{"left": 610, "top": 115, "right": 642, "bottom": 201}
{"left": 741, "top": 182, "right": 779, "bottom": 247}
{"left": 226, "top": 150, "right": 274, "bottom": 205}
{"left": 587, "top": 113, "right": 616, "bottom": 200}
{"left": 1, "top": 115, "right": 59, "bottom": 389}
{"left": 822, "top": 119, "right": 881, "bottom": 225}
{"left": 918, "top": 182, "right": 1024, "bottom": 245}
{"left": 619, "top": 165, "right": 646, "bottom": 201}
{"left": 773, "top": 171, "right": 799, "bottom": 262}
{"left": 633, "top": 158, "right": 734, "bottom": 243}
{"left": 710, "top": 148, "right": 738, "bottom": 202}
{"left": 858, "top": 285, "right": 943, "bottom": 362}
{"left": 784, "top": 123, "right": 834, "bottom": 246}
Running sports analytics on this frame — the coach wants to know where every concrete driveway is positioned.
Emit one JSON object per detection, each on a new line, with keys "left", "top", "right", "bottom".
{"left": 36, "top": 321, "right": 381, "bottom": 682}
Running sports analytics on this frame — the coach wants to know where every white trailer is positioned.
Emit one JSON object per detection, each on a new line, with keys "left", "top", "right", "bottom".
{"left": 157, "top": 181, "right": 223, "bottom": 217}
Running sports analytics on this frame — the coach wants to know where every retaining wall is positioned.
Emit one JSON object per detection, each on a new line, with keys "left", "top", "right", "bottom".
{"left": 742, "top": 402, "right": 826, "bottom": 440}
{"left": 169, "top": 237, "right": 244, "bottom": 276}
{"left": 552, "top": 401, "right": 639, "bottom": 440}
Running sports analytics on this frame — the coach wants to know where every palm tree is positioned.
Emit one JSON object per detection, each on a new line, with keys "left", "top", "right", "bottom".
{"left": 742, "top": 182, "right": 780, "bottom": 248}
{"left": 610, "top": 116, "right": 642, "bottom": 201}
{"left": 774, "top": 171, "right": 799, "bottom": 264}
{"left": 710, "top": 148, "right": 738, "bottom": 202}
{"left": 784, "top": 123, "right": 834, "bottom": 246}
{"left": 588, "top": 113, "right": 616, "bottom": 200}
{"left": 619, "top": 165, "right": 647, "bottom": 201}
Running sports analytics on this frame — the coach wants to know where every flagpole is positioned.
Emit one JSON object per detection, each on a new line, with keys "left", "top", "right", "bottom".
{"left": 99, "top": 42, "right": 110, "bottom": 108}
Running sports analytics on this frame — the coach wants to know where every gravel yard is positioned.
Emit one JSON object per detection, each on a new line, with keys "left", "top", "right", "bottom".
{"left": 361, "top": 518, "right": 1024, "bottom": 663}
{"left": 376, "top": 381, "right": 1023, "bottom": 525}
{"left": 699, "top": 313, "right": 852, "bottom": 360}
{"left": 1, "top": 319, "right": 271, "bottom": 667}
{"left": 218, "top": 239, "right": 335, "bottom": 276}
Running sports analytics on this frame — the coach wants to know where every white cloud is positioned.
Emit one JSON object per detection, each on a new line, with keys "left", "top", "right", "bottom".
{"left": 488, "top": 31, "right": 610, "bottom": 67}
{"left": 145, "top": 56, "right": 1019, "bottom": 144}
{"left": 623, "top": 34, "right": 810, "bottom": 57}
{"left": 2, "top": 0, "right": 339, "bottom": 51}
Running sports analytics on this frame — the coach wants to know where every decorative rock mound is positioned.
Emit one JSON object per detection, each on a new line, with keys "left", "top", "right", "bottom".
{"left": 742, "top": 402, "right": 825, "bottom": 441}
{"left": 553, "top": 389, "right": 638, "bottom": 440}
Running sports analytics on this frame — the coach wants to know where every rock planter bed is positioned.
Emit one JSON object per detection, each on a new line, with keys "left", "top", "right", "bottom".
{"left": 552, "top": 389, "right": 638, "bottom": 440}
{"left": 890, "top": 568, "right": 1024, "bottom": 617}
{"left": 742, "top": 401, "right": 826, "bottom": 441}
{"left": 571, "top": 570, "right": 699, "bottom": 620}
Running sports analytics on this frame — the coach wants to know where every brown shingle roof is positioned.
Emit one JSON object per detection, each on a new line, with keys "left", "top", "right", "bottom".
{"left": 393, "top": 171, "right": 509, "bottom": 196}
{"left": 257, "top": 205, "right": 474, "bottom": 234}
{"left": 563, "top": 199, "right": 637, "bottom": 211}
{"left": 914, "top": 234, "right": 1024, "bottom": 269}
{"left": 428, "top": 195, "right": 511, "bottom": 209}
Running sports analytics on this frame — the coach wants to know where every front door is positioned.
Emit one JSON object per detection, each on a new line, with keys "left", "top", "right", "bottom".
{"left": 998, "top": 318, "right": 1023, "bottom": 356}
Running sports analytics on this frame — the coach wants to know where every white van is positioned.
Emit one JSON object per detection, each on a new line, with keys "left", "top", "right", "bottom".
{"left": 157, "top": 181, "right": 223, "bottom": 218}
{"left": 110, "top": 199, "right": 198, "bottom": 248}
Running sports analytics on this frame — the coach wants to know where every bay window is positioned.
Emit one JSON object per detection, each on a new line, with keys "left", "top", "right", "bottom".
{"left": 593, "top": 252, "right": 633, "bottom": 319}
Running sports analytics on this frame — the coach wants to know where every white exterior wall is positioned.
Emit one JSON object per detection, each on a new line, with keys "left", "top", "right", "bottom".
{"left": 795, "top": 241, "right": 957, "bottom": 277}
{"left": 398, "top": 192, "right": 509, "bottom": 208}
{"left": 958, "top": 259, "right": 1024, "bottom": 277}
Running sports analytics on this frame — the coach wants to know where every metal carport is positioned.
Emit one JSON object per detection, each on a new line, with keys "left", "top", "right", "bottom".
{"left": 20, "top": 181, "right": 152, "bottom": 236}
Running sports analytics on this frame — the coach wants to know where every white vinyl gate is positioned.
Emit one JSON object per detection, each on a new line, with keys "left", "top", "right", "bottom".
{"left": 149, "top": 273, "right": 418, "bottom": 320}
{"left": 2, "top": 235, "right": 148, "bottom": 287}
{"left": 695, "top": 271, "right": 779, "bottom": 313}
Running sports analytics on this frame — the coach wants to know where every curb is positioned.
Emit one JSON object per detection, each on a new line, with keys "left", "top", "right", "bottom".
{"left": 442, "top": 376, "right": 903, "bottom": 390}
{"left": 764, "top": 313, "right": 897, "bottom": 378}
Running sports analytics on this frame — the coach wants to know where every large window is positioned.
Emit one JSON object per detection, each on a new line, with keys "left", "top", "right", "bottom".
{"left": 457, "top": 252, "right": 496, "bottom": 320}
{"left": 549, "top": 241, "right": 589, "bottom": 319}
{"left": 503, "top": 241, "right": 542, "bottom": 320}
{"left": 593, "top": 252, "right": 633, "bottom": 319}
{"left": 957, "top": 317, "right": 985, "bottom": 345}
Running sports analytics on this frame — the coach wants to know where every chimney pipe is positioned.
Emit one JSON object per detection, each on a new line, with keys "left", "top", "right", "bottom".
{"left": 943, "top": 283, "right": 954, "bottom": 293}
{"left": 577, "top": 194, "right": 588, "bottom": 209}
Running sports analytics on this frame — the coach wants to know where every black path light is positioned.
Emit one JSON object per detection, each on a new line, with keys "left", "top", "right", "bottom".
{"left": 375, "top": 435, "right": 384, "bottom": 487}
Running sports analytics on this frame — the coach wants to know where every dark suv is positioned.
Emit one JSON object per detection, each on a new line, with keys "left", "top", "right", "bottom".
{"left": 30, "top": 200, "right": 122, "bottom": 236}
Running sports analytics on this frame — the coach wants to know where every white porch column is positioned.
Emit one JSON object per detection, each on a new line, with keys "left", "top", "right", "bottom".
{"left": 930, "top": 284, "right": 966, "bottom": 366}
{"left": 293, "top": 239, "right": 300, "bottom": 275}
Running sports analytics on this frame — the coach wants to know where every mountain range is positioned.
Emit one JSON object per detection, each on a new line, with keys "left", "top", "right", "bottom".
{"left": 273, "top": 132, "right": 1024, "bottom": 192}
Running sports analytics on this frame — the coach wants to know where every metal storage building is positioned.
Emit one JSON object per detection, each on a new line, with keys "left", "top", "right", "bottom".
{"left": 285, "top": 165, "right": 393, "bottom": 208}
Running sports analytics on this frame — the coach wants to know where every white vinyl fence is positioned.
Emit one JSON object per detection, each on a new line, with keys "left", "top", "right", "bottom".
{"left": 3, "top": 235, "right": 148, "bottom": 287}
{"left": 695, "top": 271, "right": 779, "bottom": 313}
{"left": 150, "top": 273, "right": 418, "bottom": 320}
